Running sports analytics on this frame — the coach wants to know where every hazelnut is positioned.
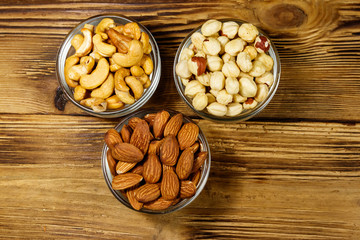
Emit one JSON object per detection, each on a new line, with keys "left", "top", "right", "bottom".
{"left": 221, "top": 21, "right": 239, "bottom": 39}
{"left": 225, "top": 77, "right": 239, "bottom": 95}
{"left": 254, "top": 83, "right": 269, "bottom": 102}
{"left": 175, "top": 60, "right": 192, "bottom": 79}
{"left": 222, "top": 53, "right": 235, "bottom": 63}
{"left": 192, "top": 92, "right": 208, "bottom": 111}
{"left": 255, "top": 72, "right": 274, "bottom": 86}
{"left": 243, "top": 46, "right": 258, "bottom": 60}
{"left": 207, "top": 55, "right": 223, "bottom": 72}
{"left": 224, "top": 38, "right": 246, "bottom": 56}
{"left": 203, "top": 37, "right": 221, "bottom": 56}
{"left": 216, "top": 89, "right": 233, "bottom": 105}
{"left": 194, "top": 51, "right": 206, "bottom": 58}
{"left": 248, "top": 60, "right": 266, "bottom": 77}
{"left": 191, "top": 32, "right": 205, "bottom": 51}
{"left": 239, "top": 77, "right": 257, "bottom": 97}
{"left": 201, "top": 19, "right": 222, "bottom": 37}
{"left": 238, "top": 23, "right": 259, "bottom": 43}
{"left": 206, "top": 93, "right": 216, "bottom": 104}
{"left": 210, "top": 71, "right": 225, "bottom": 91}
{"left": 233, "top": 93, "right": 247, "bottom": 103}
{"left": 188, "top": 57, "right": 207, "bottom": 76}
{"left": 254, "top": 36, "right": 270, "bottom": 53}
{"left": 222, "top": 61, "right": 240, "bottom": 78}
{"left": 217, "top": 36, "right": 230, "bottom": 55}
{"left": 239, "top": 72, "right": 253, "bottom": 80}
{"left": 180, "top": 48, "right": 194, "bottom": 61}
{"left": 181, "top": 78, "right": 190, "bottom": 86}
{"left": 226, "top": 103, "right": 243, "bottom": 116}
{"left": 236, "top": 52, "right": 253, "bottom": 73}
{"left": 209, "top": 89, "right": 219, "bottom": 97}
{"left": 196, "top": 72, "right": 211, "bottom": 86}
{"left": 184, "top": 80, "right": 206, "bottom": 98}
{"left": 206, "top": 102, "right": 227, "bottom": 116}
{"left": 243, "top": 98, "right": 258, "bottom": 109}
{"left": 255, "top": 53, "right": 274, "bottom": 71}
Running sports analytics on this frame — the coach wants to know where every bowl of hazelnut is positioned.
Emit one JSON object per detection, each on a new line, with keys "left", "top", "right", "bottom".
{"left": 173, "top": 19, "right": 280, "bottom": 121}
{"left": 56, "top": 14, "right": 161, "bottom": 118}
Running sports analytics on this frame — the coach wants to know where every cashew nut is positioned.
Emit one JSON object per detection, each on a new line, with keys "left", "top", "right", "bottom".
{"left": 140, "top": 32, "right": 152, "bottom": 54}
{"left": 130, "top": 65, "right": 145, "bottom": 77}
{"left": 83, "top": 23, "right": 94, "bottom": 32}
{"left": 89, "top": 51, "right": 102, "bottom": 62}
{"left": 113, "top": 25, "right": 124, "bottom": 33}
{"left": 80, "top": 58, "right": 109, "bottom": 89}
{"left": 125, "top": 76, "right": 144, "bottom": 100}
{"left": 109, "top": 57, "right": 121, "bottom": 72}
{"left": 74, "top": 85, "right": 87, "bottom": 101}
{"left": 68, "top": 56, "right": 95, "bottom": 81}
{"left": 115, "top": 88, "right": 135, "bottom": 105}
{"left": 107, "top": 28, "right": 131, "bottom": 54}
{"left": 75, "top": 28, "right": 93, "bottom": 57}
{"left": 93, "top": 34, "right": 116, "bottom": 57}
{"left": 143, "top": 78, "right": 151, "bottom": 88}
{"left": 140, "top": 55, "right": 153, "bottom": 75}
{"left": 71, "top": 34, "right": 84, "bottom": 51}
{"left": 114, "top": 68, "right": 130, "bottom": 91}
{"left": 112, "top": 40, "right": 143, "bottom": 67}
{"left": 123, "top": 22, "right": 141, "bottom": 40}
{"left": 106, "top": 95, "right": 124, "bottom": 110}
{"left": 91, "top": 72, "right": 114, "bottom": 99}
{"left": 64, "top": 55, "right": 80, "bottom": 88}
{"left": 80, "top": 97, "right": 107, "bottom": 112}
{"left": 95, "top": 18, "right": 116, "bottom": 40}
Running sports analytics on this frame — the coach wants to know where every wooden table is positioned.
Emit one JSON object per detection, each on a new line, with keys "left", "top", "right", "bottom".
{"left": 1, "top": 1, "right": 359, "bottom": 239}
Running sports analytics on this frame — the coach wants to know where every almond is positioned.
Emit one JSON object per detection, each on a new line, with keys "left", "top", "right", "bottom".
{"left": 131, "top": 164, "right": 144, "bottom": 175}
{"left": 189, "top": 142, "right": 200, "bottom": 153}
{"left": 153, "top": 110, "right": 170, "bottom": 138}
{"left": 180, "top": 180, "right": 196, "bottom": 199}
{"left": 177, "top": 122, "right": 199, "bottom": 150}
{"left": 116, "top": 160, "right": 136, "bottom": 174}
{"left": 143, "top": 197, "right": 174, "bottom": 210}
{"left": 107, "top": 149, "right": 117, "bottom": 176}
{"left": 130, "top": 120, "right": 151, "bottom": 155}
{"left": 135, "top": 183, "right": 161, "bottom": 203}
{"left": 112, "top": 173, "right": 143, "bottom": 190}
{"left": 160, "top": 135, "right": 179, "bottom": 166}
{"left": 190, "top": 170, "right": 201, "bottom": 186}
{"left": 164, "top": 113, "right": 183, "bottom": 137}
{"left": 128, "top": 117, "right": 142, "bottom": 130}
{"left": 143, "top": 154, "right": 162, "bottom": 183}
{"left": 176, "top": 148, "right": 194, "bottom": 180}
{"left": 161, "top": 168, "right": 180, "bottom": 200}
{"left": 126, "top": 187, "right": 143, "bottom": 211}
{"left": 112, "top": 143, "right": 144, "bottom": 163}
{"left": 162, "top": 164, "right": 175, "bottom": 174}
{"left": 148, "top": 139, "right": 164, "bottom": 155}
{"left": 144, "top": 113, "right": 156, "bottom": 127}
{"left": 120, "top": 124, "right": 132, "bottom": 143}
{"left": 104, "top": 129, "right": 123, "bottom": 149}
{"left": 191, "top": 151, "right": 207, "bottom": 173}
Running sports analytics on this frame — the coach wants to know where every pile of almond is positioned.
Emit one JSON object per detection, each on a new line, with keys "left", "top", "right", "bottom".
{"left": 104, "top": 110, "right": 208, "bottom": 211}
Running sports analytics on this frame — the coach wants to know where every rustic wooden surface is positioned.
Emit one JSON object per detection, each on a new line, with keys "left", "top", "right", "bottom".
{"left": 1, "top": 0, "right": 360, "bottom": 239}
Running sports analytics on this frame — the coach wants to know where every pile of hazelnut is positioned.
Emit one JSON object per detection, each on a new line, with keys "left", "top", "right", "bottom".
{"left": 175, "top": 19, "right": 275, "bottom": 117}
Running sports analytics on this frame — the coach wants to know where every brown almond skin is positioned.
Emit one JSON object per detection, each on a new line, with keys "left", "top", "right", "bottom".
{"left": 104, "top": 129, "right": 123, "bottom": 149}
{"left": 143, "top": 154, "right": 162, "bottom": 183}
{"left": 116, "top": 161, "right": 136, "bottom": 174}
{"left": 180, "top": 180, "right": 196, "bottom": 199}
{"left": 130, "top": 120, "right": 151, "bottom": 155}
{"left": 176, "top": 148, "right": 194, "bottom": 180}
{"left": 191, "top": 151, "right": 207, "bottom": 173}
{"left": 131, "top": 164, "right": 144, "bottom": 176}
{"left": 107, "top": 149, "right": 117, "bottom": 176}
{"left": 111, "top": 173, "right": 143, "bottom": 190}
{"left": 161, "top": 169, "right": 180, "bottom": 200}
{"left": 120, "top": 124, "right": 132, "bottom": 143}
{"left": 189, "top": 142, "right": 200, "bottom": 153}
{"left": 148, "top": 139, "right": 164, "bottom": 155}
{"left": 112, "top": 143, "right": 144, "bottom": 163}
{"left": 143, "top": 197, "right": 174, "bottom": 210}
{"left": 190, "top": 170, "right": 201, "bottom": 186}
{"left": 164, "top": 113, "right": 183, "bottom": 137}
{"left": 153, "top": 110, "right": 170, "bottom": 138}
{"left": 177, "top": 123, "right": 199, "bottom": 150}
{"left": 128, "top": 117, "right": 142, "bottom": 130}
{"left": 160, "top": 135, "right": 179, "bottom": 166}
{"left": 135, "top": 183, "right": 161, "bottom": 203}
{"left": 127, "top": 188, "right": 143, "bottom": 210}
{"left": 144, "top": 113, "right": 156, "bottom": 127}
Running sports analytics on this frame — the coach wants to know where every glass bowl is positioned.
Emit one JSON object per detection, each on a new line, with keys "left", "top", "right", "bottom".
{"left": 56, "top": 14, "right": 161, "bottom": 118}
{"left": 101, "top": 109, "right": 211, "bottom": 214}
{"left": 173, "top": 19, "right": 280, "bottom": 122}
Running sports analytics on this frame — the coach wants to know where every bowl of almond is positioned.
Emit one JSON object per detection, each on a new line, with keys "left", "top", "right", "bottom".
{"left": 101, "top": 109, "right": 211, "bottom": 213}
{"left": 173, "top": 19, "right": 280, "bottom": 121}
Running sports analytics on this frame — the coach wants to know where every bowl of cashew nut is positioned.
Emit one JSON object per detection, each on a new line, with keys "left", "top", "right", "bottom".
{"left": 173, "top": 19, "right": 280, "bottom": 121}
{"left": 56, "top": 14, "right": 161, "bottom": 117}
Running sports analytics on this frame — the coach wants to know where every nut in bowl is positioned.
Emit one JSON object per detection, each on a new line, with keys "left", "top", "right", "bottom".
{"left": 101, "top": 109, "right": 211, "bottom": 213}
{"left": 173, "top": 19, "right": 280, "bottom": 121}
{"left": 56, "top": 14, "right": 161, "bottom": 118}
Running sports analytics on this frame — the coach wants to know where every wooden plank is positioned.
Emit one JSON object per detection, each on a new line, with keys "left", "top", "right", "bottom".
{"left": 0, "top": 114, "right": 359, "bottom": 239}
{"left": 0, "top": 1, "right": 360, "bottom": 120}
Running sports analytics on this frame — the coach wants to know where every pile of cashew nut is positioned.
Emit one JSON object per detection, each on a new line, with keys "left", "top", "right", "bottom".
{"left": 175, "top": 19, "right": 275, "bottom": 117}
{"left": 64, "top": 18, "right": 154, "bottom": 112}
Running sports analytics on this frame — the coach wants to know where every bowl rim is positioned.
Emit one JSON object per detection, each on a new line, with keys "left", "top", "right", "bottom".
{"left": 56, "top": 13, "right": 161, "bottom": 118}
{"left": 173, "top": 19, "right": 281, "bottom": 122}
{"left": 101, "top": 108, "right": 211, "bottom": 214}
